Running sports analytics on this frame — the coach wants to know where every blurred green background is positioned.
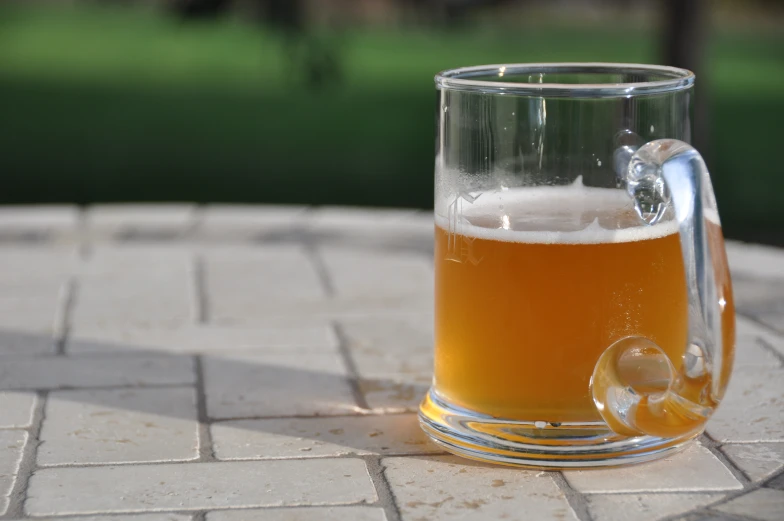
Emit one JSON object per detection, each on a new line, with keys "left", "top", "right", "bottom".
{"left": 0, "top": 0, "right": 782, "bottom": 243}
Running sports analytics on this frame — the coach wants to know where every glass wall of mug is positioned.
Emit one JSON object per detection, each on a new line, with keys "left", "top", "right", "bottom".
{"left": 419, "top": 64, "right": 735, "bottom": 468}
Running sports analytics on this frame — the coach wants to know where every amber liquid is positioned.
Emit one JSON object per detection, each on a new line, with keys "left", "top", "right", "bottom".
{"left": 433, "top": 190, "right": 734, "bottom": 424}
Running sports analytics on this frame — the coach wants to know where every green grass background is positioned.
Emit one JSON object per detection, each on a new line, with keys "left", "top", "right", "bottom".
{"left": 0, "top": 3, "right": 782, "bottom": 242}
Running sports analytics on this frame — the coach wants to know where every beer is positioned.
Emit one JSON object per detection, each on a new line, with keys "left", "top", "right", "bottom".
{"left": 433, "top": 184, "right": 734, "bottom": 423}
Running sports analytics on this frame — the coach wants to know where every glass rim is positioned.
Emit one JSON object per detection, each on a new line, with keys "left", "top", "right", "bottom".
{"left": 435, "top": 62, "right": 695, "bottom": 98}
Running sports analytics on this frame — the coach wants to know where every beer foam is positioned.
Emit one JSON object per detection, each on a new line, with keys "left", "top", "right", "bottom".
{"left": 435, "top": 184, "right": 683, "bottom": 245}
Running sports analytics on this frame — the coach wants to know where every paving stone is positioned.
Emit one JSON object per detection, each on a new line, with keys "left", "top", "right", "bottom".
{"left": 74, "top": 247, "right": 195, "bottom": 328}
{"left": 0, "top": 296, "right": 62, "bottom": 355}
{"left": 359, "top": 375, "right": 431, "bottom": 413}
{"left": 721, "top": 443, "right": 784, "bottom": 481}
{"left": 211, "top": 413, "right": 438, "bottom": 460}
{"left": 586, "top": 493, "right": 725, "bottom": 521}
{"left": 767, "top": 472, "right": 784, "bottom": 490}
{"left": 727, "top": 242, "right": 784, "bottom": 281}
{"left": 564, "top": 443, "right": 742, "bottom": 493}
{"left": 732, "top": 277, "right": 784, "bottom": 334}
{"left": 676, "top": 513, "right": 742, "bottom": 521}
{"left": 319, "top": 247, "right": 432, "bottom": 303}
{"left": 306, "top": 208, "right": 432, "bottom": 253}
{"left": 0, "top": 206, "right": 79, "bottom": 241}
{"left": 203, "top": 352, "right": 358, "bottom": 419}
{"left": 7, "top": 514, "right": 193, "bottom": 521}
{"left": 0, "top": 355, "right": 195, "bottom": 390}
{"left": 735, "top": 316, "right": 784, "bottom": 366}
{"left": 205, "top": 245, "right": 327, "bottom": 324}
{"left": 756, "top": 313, "right": 784, "bottom": 335}
{"left": 207, "top": 506, "right": 387, "bottom": 521}
{"left": 713, "top": 488, "right": 784, "bottom": 521}
{"left": 0, "top": 248, "right": 76, "bottom": 297}
{"left": 199, "top": 205, "right": 308, "bottom": 241}
{"left": 339, "top": 316, "right": 433, "bottom": 378}
{"left": 707, "top": 366, "right": 784, "bottom": 442}
{"left": 26, "top": 459, "right": 376, "bottom": 515}
{"left": 0, "top": 430, "right": 27, "bottom": 514}
{"left": 383, "top": 455, "right": 577, "bottom": 521}
{"left": 86, "top": 205, "right": 196, "bottom": 239}
{"left": 68, "top": 323, "right": 337, "bottom": 354}
{"left": 39, "top": 387, "right": 199, "bottom": 466}
{"left": 0, "top": 392, "right": 37, "bottom": 428}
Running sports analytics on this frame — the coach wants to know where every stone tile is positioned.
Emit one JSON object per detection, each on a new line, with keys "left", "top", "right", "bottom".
{"left": 319, "top": 247, "right": 432, "bottom": 303}
{"left": 340, "top": 316, "right": 433, "bottom": 378}
{"left": 727, "top": 242, "right": 784, "bottom": 281}
{"left": 0, "top": 354, "right": 195, "bottom": 390}
{"left": 199, "top": 205, "right": 308, "bottom": 241}
{"left": 212, "top": 413, "right": 438, "bottom": 460}
{"left": 74, "top": 247, "right": 195, "bottom": 328}
{"left": 756, "top": 313, "right": 784, "bottom": 335}
{"left": 6, "top": 514, "right": 193, "bottom": 521}
{"left": 206, "top": 245, "right": 432, "bottom": 322}
{"left": 707, "top": 366, "right": 784, "bottom": 442}
{"left": 0, "top": 297, "right": 62, "bottom": 355}
{"left": 205, "top": 245, "right": 327, "bottom": 324}
{"left": 0, "top": 206, "right": 79, "bottom": 241}
{"left": 676, "top": 513, "right": 741, "bottom": 521}
{"left": 68, "top": 323, "right": 337, "bottom": 354}
{"left": 383, "top": 455, "right": 577, "bottom": 521}
{"left": 307, "top": 208, "right": 433, "bottom": 253}
{"left": 732, "top": 276, "right": 784, "bottom": 330}
{"left": 203, "top": 352, "right": 358, "bottom": 419}
{"left": 0, "top": 430, "right": 27, "bottom": 511}
{"left": 714, "top": 488, "right": 784, "bottom": 521}
{"left": 564, "top": 443, "right": 742, "bottom": 493}
{"left": 38, "top": 387, "right": 198, "bottom": 466}
{"left": 309, "top": 207, "right": 426, "bottom": 234}
{"left": 586, "top": 493, "right": 725, "bottom": 521}
{"left": 359, "top": 375, "right": 431, "bottom": 413}
{"left": 0, "top": 248, "right": 75, "bottom": 297}
{"left": 26, "top": 459, "right": 376, "bottom": 515}
{"left": 0, "top": 392, "right": 37, "bottom": 428}
{"left": 207, "top": 506, "right": 387, "bottom": 521}
{"left": 86, "top": 205, "right": 196, "bottom": 239}
{"left": 768, "top": 471, "right": 784, "bottom": 490}
{"left": 721, "top": 443, "right": 784, "bottom": 481}
{"left": 735, "top": 316, "right": 784, "bottom": 367}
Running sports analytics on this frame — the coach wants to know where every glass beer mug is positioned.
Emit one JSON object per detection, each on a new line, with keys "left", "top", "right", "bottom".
{"left": 419, "top": 63, "right": 735, "bottom": 468}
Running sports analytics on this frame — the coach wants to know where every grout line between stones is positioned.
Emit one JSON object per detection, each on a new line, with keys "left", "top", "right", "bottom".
{"left": 1, "top": 390, "right": 47, "bottom": 520}
{"left": 756, "top": 337, "right": 784, "bottom": 368}
{"left": 194, "top": 356, "right": 216, "bottom": 463}
{"left": 53, "top": 277, "right": 77, "bottom": 356}
{"left": 333, "top": 322, "right": 372, "bottom": 412}
{"left": 27, "top": 451, "right": 446, "bottom": 471}
{"left": 363, "top": 455, "right": 402, "bottom": 521}
{"left": 552, "top": 471, "right": 593, "bottom": 521}
{"left": 76, "top": 205, "right": 92, "bottom": 260}
{"left": 738, "top": 312, "right": 784, "bottom": 339}
{"left": 193, "top": 255, "right": 209, "bottom": 324}
{"left": 305, "top": 243, "right": 335, "bottom": 297}
{"left": 658, "top": 435, "right": 784, "bottom": 521}
{"left": 699, "top": 434, "right": 752, "bottom": 485}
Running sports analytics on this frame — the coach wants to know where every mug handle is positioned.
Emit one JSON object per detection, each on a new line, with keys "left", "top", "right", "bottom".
{"left": 590, "top": 139, "right": 735, "bottom": 439}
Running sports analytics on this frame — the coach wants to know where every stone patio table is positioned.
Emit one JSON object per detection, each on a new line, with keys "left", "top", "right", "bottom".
{"left": 0, "top": 204, "right": 782, "bottom": 521}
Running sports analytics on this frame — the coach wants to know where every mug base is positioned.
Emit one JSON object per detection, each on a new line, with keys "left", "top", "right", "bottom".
{"left": 419, "top": 388, "right": 701, "bottom": 469}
